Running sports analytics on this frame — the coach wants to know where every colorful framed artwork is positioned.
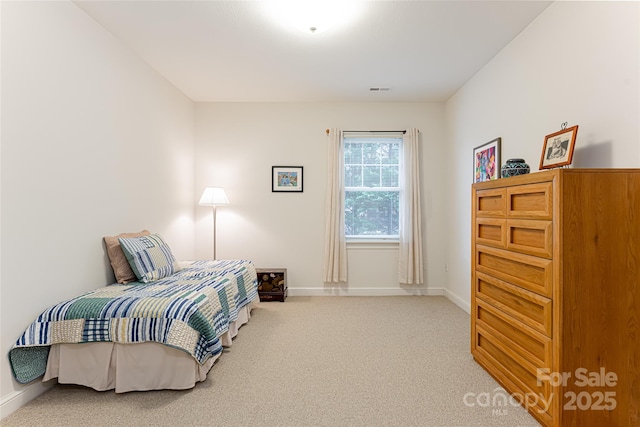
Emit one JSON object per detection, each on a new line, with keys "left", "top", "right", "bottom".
{"left": 272, "top": 166, "right": 303, "bottom": 192}
{"left": 539, "top": 125, "right": 578, "bottom": 170}
{"left": 473, "top": 138, "right": 501, "bottom": 183}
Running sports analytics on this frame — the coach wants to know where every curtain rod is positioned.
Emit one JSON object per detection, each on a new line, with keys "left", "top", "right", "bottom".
{"left": 325, "top": 129, "right": 406, "bottom": 135}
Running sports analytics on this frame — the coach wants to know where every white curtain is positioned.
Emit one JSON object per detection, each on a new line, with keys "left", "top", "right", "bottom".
{"left": 398, "top": 128, "right": 424, "bottom": 285}
{"left": 323, "top": 128, "right": 348, "bottom": 282}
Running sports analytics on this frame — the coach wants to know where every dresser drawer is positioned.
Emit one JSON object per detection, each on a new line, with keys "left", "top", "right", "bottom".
{"left": 475, "top": 271, "right": 552, "bottom": 337}
{"left": 507, "top": 219, "right": 553, "bottom": 259}
{"left": 476, "top": 245, "right": 553, "bottom": 298}
{"left": 473, "top": 325, "right": 552, "bottom": 416}
{"left": 475, "top": 188, "right": 506, "bottom": 218}
{"left": 475, "top": 299, "right": 552, "bottom": 368}
{"left": 475, "top": 218, "right": 506, "bottom": 248}
{"left": 507, "top": 182, "right": 553, "bottom": 220}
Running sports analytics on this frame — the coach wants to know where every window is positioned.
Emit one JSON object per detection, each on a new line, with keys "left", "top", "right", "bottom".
{"left": 344, "top": 133, "right": 402, "bottom": 240}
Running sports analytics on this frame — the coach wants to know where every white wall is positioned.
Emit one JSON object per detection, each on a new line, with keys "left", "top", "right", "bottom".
{"left": 444, "top": 1, "right": 640, "bottom": 311}
{"left": 194, "top": 102, "right": 448, "bottom": 295}
{"left": 0, "top": 1, "right": 195, "bottom": 413}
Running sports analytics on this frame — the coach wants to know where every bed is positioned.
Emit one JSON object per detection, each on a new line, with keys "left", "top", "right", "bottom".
{"left": 9, "top": 232, "right": 259, "bottom": 393}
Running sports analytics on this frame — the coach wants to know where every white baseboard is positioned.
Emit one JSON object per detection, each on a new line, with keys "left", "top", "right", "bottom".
{"left": 0, "top": 380, "right": 55, "bottom": 420}
{"left": 288, "top": 287, "right": 445, "bottom": 297}
{"left": 443, "top": 289, "right": 471, "bottom": 314}
{"left": 287, "top": 287, "right": 471, "bottom": 314}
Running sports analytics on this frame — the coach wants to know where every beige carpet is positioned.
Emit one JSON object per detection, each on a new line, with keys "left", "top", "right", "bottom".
{"left": 1, "top": 296, "right": 540, "bottom": 426}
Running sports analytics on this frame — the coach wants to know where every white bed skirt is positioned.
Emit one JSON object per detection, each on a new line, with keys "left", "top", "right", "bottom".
{"left": 43, "top": 299, "right": 258, "bottom": 393}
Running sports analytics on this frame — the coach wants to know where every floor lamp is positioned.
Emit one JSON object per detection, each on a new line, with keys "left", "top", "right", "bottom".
{"left": 199, "top": 187, "right": 229, "bottom": 260}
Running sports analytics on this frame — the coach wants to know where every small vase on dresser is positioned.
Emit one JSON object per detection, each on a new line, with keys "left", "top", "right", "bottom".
{"left": 500, "top": 158, "right": 530, "bottom": 178}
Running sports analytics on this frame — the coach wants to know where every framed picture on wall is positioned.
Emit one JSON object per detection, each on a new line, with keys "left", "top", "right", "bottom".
{"left": 539, "top": 125, "right": 578, "bottom": 170}
{"left": 272, "top": 166, "right": 303, "bottom": 192}
{"left": 473, "top": 138, "right": 501, "bottom": 183}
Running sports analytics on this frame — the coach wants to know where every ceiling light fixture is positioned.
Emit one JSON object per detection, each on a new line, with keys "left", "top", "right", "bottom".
{"left": 264, "top": 1, "right": 361, "bottom": 34}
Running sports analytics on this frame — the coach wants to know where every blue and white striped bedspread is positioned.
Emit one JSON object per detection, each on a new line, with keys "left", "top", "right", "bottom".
{"left": 9, "top": 259, "right": 258, "bottom": 384}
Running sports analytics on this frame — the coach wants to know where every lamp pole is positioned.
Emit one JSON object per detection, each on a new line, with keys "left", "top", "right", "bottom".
{"left": 212, "top": 205, "right": 217, "bottom": 260}
{"left": 198, "top": 187, "right": 229, "bottom": 261}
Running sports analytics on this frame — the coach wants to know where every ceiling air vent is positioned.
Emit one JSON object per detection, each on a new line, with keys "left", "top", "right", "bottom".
{"left": 369, "top": 87, "right": 390, "bottom": 92}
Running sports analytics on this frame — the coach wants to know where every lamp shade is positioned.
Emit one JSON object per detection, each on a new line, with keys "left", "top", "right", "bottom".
{"left": 199, "top": 187, "right": 229, "bottom": 206}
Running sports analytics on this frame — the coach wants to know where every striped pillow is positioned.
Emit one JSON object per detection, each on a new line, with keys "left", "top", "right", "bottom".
{"left": 118, "top": 233, "right": 181, "bottom": 283}
{"left": 104, "top": 230, "right": 151, "bottom": 284}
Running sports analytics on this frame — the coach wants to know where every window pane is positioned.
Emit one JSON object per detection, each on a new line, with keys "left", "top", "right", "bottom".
{"left": 363, "top": 166, "right": 380, "bottom": 187}
{"left": 345, "top": 165, "right": 362, "bottom": 187}
{"left": 381, "top": 165, "right": 399, "bottom": 187}
{"left": 344, "top": 143, "right": 362, "bottom": 164}
{"left": 362, "top": 143, "right": 380, "bottom": 164}
{"left": 345, "top": 191, "right": 399, "bottom": 236}
{"left": 381, "top": 143, "right": 400, "bottom": 164}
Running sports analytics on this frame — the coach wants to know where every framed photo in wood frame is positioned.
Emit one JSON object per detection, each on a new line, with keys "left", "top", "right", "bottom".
{"left": 272, "top": 166, "right": 303, "bottom": 192}
{"left": 473, "top": 138, "right": 501, "bottom": 183}
{"left": 539, "top": 125, "right": 578, "bottom": 170}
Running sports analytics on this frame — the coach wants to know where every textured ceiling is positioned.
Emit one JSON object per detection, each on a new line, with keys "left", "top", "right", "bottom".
{"left": 75, "top": 1, "right": 551, "bottom": 102}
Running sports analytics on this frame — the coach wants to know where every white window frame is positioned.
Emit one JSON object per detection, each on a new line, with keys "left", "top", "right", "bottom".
{"left": 343, "top": 132, "right": 402, "bottom": 243}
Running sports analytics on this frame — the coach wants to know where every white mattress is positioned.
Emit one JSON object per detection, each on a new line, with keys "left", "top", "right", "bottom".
{"left": 43, "top": 299, "right": 258, "bottom": 393}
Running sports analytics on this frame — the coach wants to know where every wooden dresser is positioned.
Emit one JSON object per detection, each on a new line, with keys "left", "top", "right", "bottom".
{"left": 471, "top": 169, "right": 639, "bottom": 426}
